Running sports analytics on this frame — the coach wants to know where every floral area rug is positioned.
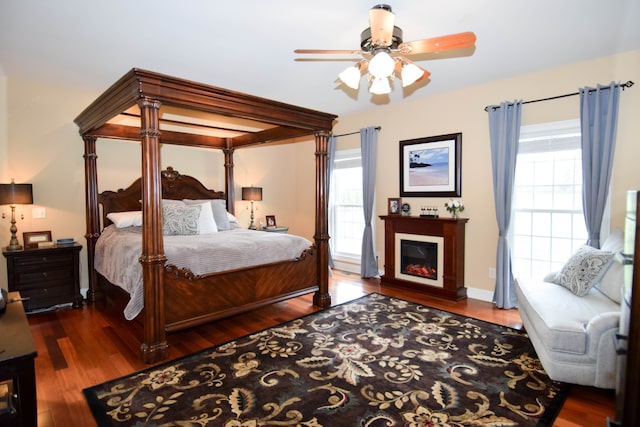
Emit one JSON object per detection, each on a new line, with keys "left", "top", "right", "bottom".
{"left": 84, "top": 293, "right": 567, "bottom": 426}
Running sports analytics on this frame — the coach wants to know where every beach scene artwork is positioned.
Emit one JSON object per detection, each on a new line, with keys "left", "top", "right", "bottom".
{"left": 408, "top": 146, "right": 450, "bottom": 186}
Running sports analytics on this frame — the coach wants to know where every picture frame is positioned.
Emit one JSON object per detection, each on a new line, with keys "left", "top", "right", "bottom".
{"left": 399, "top": 132, "right": 462, "bottom": 197}
{"left": 388, "top": 198, "right": 402, "bottom": 215}
{"left": 23, "top": 230, "right": 52, "bottom": 249}
{"left": 265, "top": 215, "right": 277, "bottom": 228}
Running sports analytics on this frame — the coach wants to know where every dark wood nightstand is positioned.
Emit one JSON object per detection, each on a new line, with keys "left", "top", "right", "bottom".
{"left": 262, "top": 226, "right": 289, "bottom": 234}
{"left": 3, "top": 244, "right": 82, "bottom": 312}
{"left": 0, "top": 292, "right": 37, "bottom": 427}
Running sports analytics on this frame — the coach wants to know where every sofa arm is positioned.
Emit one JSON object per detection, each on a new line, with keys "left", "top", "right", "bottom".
{"left": 586, "top": 311, "right": 620, "bottom": 356}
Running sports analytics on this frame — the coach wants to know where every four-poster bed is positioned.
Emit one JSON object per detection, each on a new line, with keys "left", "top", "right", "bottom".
{"left": 74, "top": 68, "right": 337, "bottom": 363}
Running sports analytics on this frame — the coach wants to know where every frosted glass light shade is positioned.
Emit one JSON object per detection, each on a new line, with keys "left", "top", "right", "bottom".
{"left": 338, "top": 65, "right": 361, "bottom": 89}
{"left": 401, "top": 63, "right": 425, "bottom": 87}
{"left": 370, "top": 76, "right": 391, "bottom": 95}
{"left": 368, "top": 51, "right": 395, "bottom": 78}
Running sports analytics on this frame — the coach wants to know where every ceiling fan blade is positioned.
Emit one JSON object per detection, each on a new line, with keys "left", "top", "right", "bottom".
{"left": 369, "top": 5, "right": 395, "bottom": 47}
{"left": 294, "top": 49, "right": 363, "bottom": 55}
{"left": 398, "top": 31, "right": 476, "bottom": 55}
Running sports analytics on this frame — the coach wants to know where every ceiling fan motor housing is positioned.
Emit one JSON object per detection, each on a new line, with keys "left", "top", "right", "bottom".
{"left": 360, "top": 26, "right": 403, "bottom": 51}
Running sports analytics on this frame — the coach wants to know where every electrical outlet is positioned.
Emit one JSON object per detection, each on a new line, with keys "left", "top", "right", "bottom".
{"left": 489, "top": 268, "right": 496, "bottom": 279}
{"left": 32, "top": 207, "right": 46, "bottom": 219}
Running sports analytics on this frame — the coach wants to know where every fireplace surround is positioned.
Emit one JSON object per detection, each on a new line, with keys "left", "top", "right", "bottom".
{"left": 380, "top": 215, "right": 468, "bottom": 300}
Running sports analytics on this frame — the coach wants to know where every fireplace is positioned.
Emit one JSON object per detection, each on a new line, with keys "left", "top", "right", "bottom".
{"left": 395, "top": 233, "right": 444, "bottom": 288}
{"left": 380, "top": 215, "right": 467, "bottom": 300}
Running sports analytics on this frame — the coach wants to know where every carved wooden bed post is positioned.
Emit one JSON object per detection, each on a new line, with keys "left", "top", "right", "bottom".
{"left": 138, "top": 97, "right": 169, "bottom": 363}
{"left": 313, "top": 130, "right": 332, "bottom": 308}
{"left": 223, "top": 141, "right": 235, "bottom": 214}
{"left": 83, "top": 135, "right": 101, "bottom": 303}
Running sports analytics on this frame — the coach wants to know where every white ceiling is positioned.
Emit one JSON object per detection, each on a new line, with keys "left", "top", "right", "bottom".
{"left": 1, "top": 0, "right": 639, "bottom": 118}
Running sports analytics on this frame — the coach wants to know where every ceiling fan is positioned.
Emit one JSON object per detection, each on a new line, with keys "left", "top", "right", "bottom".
{"left": 294, "top": 4, "right": 476, "bottom": 95}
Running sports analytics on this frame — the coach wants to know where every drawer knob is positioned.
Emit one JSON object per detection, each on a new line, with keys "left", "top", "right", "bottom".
{"left": 41, "top": 257, "right": 48, "bottom": 262}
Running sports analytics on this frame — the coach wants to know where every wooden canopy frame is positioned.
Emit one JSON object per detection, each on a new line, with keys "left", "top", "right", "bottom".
{"left": 74, "top": 68, "right": 337, "bottom": 362}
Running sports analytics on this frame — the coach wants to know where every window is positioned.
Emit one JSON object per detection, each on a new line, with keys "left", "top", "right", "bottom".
{"left": 330, "top": 149, "right": 364, "bottom": 263}
{"left": 511, "top": 120, "right": 588, "bottom": 279}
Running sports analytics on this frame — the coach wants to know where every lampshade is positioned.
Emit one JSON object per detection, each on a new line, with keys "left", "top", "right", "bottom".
{"left": 241, "top": 186, "right": 263, "bottom": 202}
{"left": 0, "top": 181, "right": 33, "bottom": 205}
{"left": 401, "top": 62, "right": 425, "bottom": 87}
{"left": 370, "top": 76, "right": 391, "bottom": 95}
{"left": 368, "top": 50, "right": 395, "bottom": 79}
{"left": 338, "top": 65, "right": 362, "bottom": 90}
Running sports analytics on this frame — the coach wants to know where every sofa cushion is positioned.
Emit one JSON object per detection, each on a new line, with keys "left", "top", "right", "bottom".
{"left": 515, "top": 276, "right": 620, "bottom": 355}
{"left": 596, "top": 228, "right": 624, "bottom": 303}
{"left": 552, "top": 245, "right": 614, "bottom": 296}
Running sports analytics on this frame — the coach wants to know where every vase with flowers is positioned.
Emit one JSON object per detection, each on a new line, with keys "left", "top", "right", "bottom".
{"left": 444, "top": 199, "right": 464, "bottom": 219}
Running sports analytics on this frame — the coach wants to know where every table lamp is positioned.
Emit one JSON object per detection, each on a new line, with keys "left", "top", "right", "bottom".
{"left": 242, "top": 186, "right": 262, "bottom": 229}
{"left": 0, "top": 179, "right": 34, "bottom": 251}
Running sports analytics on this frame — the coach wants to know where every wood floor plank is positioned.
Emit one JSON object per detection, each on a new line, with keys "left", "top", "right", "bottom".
{"left": 28, "top": 271, "right": 615, "bottom": 426}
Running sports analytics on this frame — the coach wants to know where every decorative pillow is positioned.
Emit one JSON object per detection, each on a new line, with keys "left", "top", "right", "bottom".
{"left": 552, "top": 245, "right": 614, "bottom": 296}
{"left": 162, "top": 204, "right": 201, "bottom": 235}
{"left": 227, "top": 212, "right": 241, "bottom": 229}
{"left": 183, "top": 199, "right": 230, "bottom": 231}
{"left": 107, "top": 211, "right": 142, "bottom": 228}
{"left": 596, "top": 228, "right": 624, "bottom": 303}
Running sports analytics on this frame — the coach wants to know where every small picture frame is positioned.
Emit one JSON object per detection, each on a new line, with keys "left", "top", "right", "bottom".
{"left": 388, "top": 198, "right": 402, "bottom": 215}
{"left": 23, "top": 230, "right": 52, "bottom": 249}
{"left": 265, "top": 215, "right": 277, "bottom": 228}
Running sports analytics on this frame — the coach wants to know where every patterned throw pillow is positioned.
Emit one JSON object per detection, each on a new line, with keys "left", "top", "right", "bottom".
{"left": 552, "top": 245, "right": 614, "bottom": 296}
{"left": 162, "top": 204, "right": 201, "bottom": 235}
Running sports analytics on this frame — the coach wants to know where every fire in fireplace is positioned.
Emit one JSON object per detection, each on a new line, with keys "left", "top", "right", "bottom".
{"left": 395, "top": 233, "right": 444, "bottom": 288}
{"left": 401, "top": 239, "right": 438, "bottom": 280}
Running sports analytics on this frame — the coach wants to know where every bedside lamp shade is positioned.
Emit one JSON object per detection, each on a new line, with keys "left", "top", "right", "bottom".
{"left": 0, "top": 180, "right": 34, "bottom": 251}
{"left": 241, "top": 186, "right": 262, "bottom": 202}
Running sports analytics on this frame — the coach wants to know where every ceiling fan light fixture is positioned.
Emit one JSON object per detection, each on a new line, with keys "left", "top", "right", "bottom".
{"left": 370, "top": 76, "right": 391, "bottom": 95}
{"left": 368, "top": 50, "right": 395, "bottom": 78}
{"left": 401, "top": 62, "right": 425, "bottom": 87}
{"left": 338, "top": 64, "right": 362, "bottom": 89}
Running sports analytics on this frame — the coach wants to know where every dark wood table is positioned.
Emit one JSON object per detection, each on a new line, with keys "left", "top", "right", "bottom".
{"left": 0, "top": 291, "right": 38, "bottom": 427}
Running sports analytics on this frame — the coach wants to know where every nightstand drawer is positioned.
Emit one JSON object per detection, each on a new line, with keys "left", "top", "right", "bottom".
{"left": 13, "top": 252, "right": 73, "bottom": 268}
{"left": 12, "top": 267, "right": 74, "bottom": 290}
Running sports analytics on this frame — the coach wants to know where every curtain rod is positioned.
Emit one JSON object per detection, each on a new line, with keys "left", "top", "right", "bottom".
{"left": 484, "top": 80, "right": 634, "bottom": 112}
{"left": 333, "top": 126, "right": 381, "bottom": 138}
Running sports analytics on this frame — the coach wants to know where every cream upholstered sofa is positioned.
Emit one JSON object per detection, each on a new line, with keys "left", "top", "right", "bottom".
{"left": 514, "top": 229, "right": 624, "bottom": 389}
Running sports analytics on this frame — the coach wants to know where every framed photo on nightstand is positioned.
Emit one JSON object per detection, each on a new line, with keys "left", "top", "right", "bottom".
{"left": 265, "top": 215, "right": 277, "bottom": 228}
{"left": 23, "top": 230, "right": 52, "bottom": 249}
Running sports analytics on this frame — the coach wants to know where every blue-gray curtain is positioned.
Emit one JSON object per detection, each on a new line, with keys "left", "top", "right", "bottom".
{"left": 360, "top": 126, "right": 378, "bottom": 278}
{"left": 488, "top": 101, "right": 522, "bottom": 309}
{"left": 327, "top": 135, "right": 337, "bottom": 269}
{"left": 580, "top": 82, "right": 620, "bottom": 248}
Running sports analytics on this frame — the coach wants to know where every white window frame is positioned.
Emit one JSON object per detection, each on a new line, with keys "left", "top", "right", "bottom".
{"left": 330, "top": 148, "right": 364, "bottom": 273}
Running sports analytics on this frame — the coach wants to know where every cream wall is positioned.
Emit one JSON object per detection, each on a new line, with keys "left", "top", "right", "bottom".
{"left": 1, "top": 51, "right": 639, "bottom": 300}
{"left": 326, "top": 50, "right": 640, "bottom": 299}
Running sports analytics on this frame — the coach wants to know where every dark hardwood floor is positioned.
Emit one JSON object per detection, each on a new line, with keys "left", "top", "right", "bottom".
{"left": 27, "top": 271, "right": 615, "bottom": 426}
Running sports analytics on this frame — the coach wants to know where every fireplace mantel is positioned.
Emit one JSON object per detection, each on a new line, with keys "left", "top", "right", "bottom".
{"left": 379, "top": 215, "right": 468, "bottom": 300}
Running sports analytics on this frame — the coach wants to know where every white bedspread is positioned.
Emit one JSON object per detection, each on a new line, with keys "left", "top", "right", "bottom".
{"left": 95, "top": 225, "right": 313, "bottom": 320}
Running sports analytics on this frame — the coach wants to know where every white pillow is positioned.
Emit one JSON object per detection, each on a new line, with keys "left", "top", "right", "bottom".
{"left": 183, "top": 199, "right": 230, "bottom": 231}
{"left": 227, "top": 212, "right": 241, "bottom": 229}
{"left": 192, "top": 201, "right": 218, "bottom": 234}
{"left": 107, "top": 211, "right": 142, "bottom": 228}
{"left": 552, "top": 245, "right": 614, "bottom": 296}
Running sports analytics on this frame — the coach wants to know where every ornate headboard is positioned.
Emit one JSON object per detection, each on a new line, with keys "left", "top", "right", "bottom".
{"left": 98, "top": 166, "right": 225, "bottom": 227}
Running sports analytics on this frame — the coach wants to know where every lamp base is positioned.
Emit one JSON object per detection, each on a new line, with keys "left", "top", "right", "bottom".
{"left": 4, "top": 244, "right": 23, "bottom": 251}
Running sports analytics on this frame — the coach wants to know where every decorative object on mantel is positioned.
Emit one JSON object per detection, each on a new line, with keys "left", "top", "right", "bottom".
{"left": 401, "top": 202, "right": 411, "bottom": 216}
{"left": 445, "top": 199, "right": 464, "bottom": 219}
{"left": 420, "top": 205, "right": 439, "bottom": 218}
{"left": 0, "top": 179, "right": 33, "bottom": 251}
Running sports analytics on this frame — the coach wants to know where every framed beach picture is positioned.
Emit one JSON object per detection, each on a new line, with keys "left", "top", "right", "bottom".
{"left": 399, "top": 133, "right": 462, "bottom": 197}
